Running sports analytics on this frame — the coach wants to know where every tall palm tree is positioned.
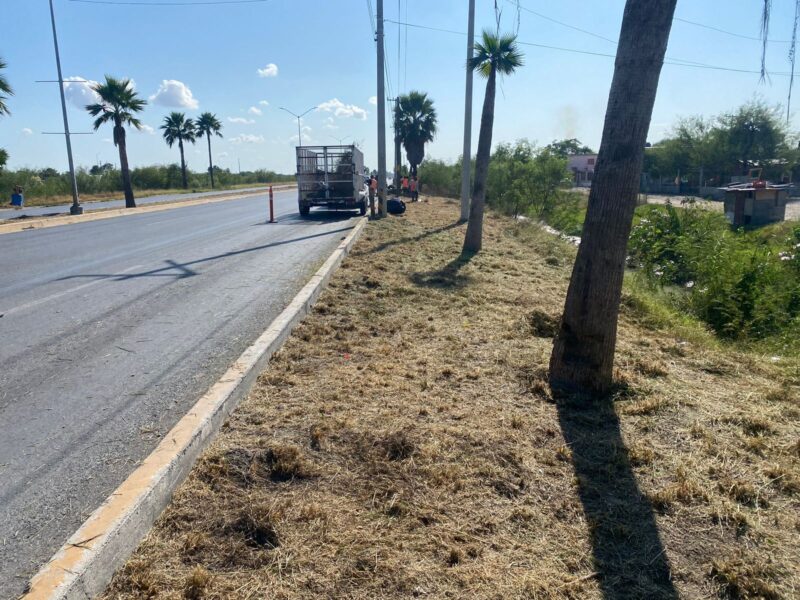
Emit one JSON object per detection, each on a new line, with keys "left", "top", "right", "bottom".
{"left": 549, "top": 0, "right": 678, "bottom": 394}
{"left": 462, "top": 31, "right": 523, "bottom": 253}
{"left": 195, "top": 112, "right": 223, "bottom": 189}
{"left": 87, "top": 76, "right": 146, "bottom": 208}
{"left": 161, "top": 112, "right": 197, "bottom": 189}
{"left": 0, "top": 57, "right": 13, "bottom": 117}
{"left": 395, "top": 91, "right": 438, "bottom": 178}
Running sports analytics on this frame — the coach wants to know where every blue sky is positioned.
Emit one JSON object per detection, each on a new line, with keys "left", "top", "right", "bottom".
{"left": 1, "top": 0, "right": 799, "bottom": 174}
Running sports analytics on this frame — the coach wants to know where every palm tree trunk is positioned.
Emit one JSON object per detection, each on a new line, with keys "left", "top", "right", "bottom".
{"left": 116, "top": 124, "right": 136, "bottom": 208}
{"left": 206, "top": 133, "right": 215, "bottom": 189}
{"left": 179, "top": 138, "right": 188, "bottom": 189}
{"left": 463, "top": 67, "right": 497, "bottom": 254}
{"left": 549, "top": 0, "right": 678, "bottom": 394}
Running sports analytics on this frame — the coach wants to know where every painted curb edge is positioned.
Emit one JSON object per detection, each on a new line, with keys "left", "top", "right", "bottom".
{"left": 21, "top": 215, "right": 368, "bottom": 600}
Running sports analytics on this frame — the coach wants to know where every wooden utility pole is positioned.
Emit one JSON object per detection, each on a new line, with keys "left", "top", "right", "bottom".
{"left": 460, "top": 0, "right": 475, "bottom": 222}
{"left": 376, "top": 0, "right": 388, "bottom": 217}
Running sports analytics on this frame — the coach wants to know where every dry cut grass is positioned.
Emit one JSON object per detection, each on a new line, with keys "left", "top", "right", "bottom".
{"left": 103, "top": 197, "right": 799, "bottom": 599}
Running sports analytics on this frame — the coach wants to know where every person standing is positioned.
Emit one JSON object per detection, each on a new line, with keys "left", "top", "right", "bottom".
{"left": 369, "top": 175, "right": 378, "bottom": 216}
{"left": 409, "top": 176, "right": 418, "bottom": 202}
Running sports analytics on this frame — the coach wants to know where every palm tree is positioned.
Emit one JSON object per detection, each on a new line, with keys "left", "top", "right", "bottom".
{"left": 395, "top": 91, "right": 438, "bottom": 178}
{"left": 0, "top": 57, "right": 12, "bottom": 117}
{"left": 87, "top": 76, "right": 146, "bottom": 208}
{"left": 161, "top": 112, "right": 197, "bottom": 189}
{"left": 462, "top": 31, "right": 523, "bottom": 253}
{"left": 195, "top": 112, "right": 223, "bottom": 189}
{"left": 549, "top": 0, "right": 678, "bottom": 394}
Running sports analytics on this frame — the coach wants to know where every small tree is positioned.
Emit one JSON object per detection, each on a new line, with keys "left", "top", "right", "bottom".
{"left": 161, "top": 112, "right": 197, "bottom": 189}
{"left": 195, "top": 112, "right": 223, "bottom": 189}
{"left": 87, "top": 76, "right": 147, "bottom": 208}
{"left": 463, "top": 31, "right": 524, "bottom": 253}
{"left": 395, "top": 91, "right": 438, "bottom": 177}
{"left": 0, "top": 56, "right": 12, "bottom": 117}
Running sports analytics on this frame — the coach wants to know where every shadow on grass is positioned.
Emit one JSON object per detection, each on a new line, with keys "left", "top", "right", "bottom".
{"left": 359, "top": 221, "right": 462, "bottom": 256}
{"left": 409, "top": 251, "right": 475, "bottom": 290}
{"left": 556, "top": 392, "right": 678, "bottom": 599}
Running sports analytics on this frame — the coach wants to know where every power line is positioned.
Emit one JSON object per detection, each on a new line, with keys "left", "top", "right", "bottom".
{"left": 507, "top": 0, "right": 616, "bottom": 45}
{"left": 674, "top": 16, "right": 790, "bottom": 44}
{"left": 384, "top": 18, "right": 793, "bottom": 78}
{"left": 510, "top": 0, "right": 792, "bottom": 46}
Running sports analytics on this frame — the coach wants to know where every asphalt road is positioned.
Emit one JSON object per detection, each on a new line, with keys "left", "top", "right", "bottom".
{"left": 0, "top": 189, "right": 359, "bottom": 598}
{"left": 0, "top": 186, "right": 271, "bottom": 222}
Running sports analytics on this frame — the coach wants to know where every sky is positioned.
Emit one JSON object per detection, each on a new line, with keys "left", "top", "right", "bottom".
{"left": 1, "top": 0, "right": 800, "bottom": 175}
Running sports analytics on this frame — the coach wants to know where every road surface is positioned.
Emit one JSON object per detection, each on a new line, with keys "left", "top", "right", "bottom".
{"left": 0, "top": 186, "right": 271, "bottom": 222}
{"left": 0, "top": 189, "right": 359, "bottom": 597}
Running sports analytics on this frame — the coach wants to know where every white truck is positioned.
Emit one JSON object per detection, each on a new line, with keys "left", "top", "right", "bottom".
{"left": 295, "top": 145, "right": 367, "bottom": 217}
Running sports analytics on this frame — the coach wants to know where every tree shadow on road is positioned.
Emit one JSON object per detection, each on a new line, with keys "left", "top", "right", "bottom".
{"left": 57, "top": 226, "right": 354, "bottom": 282}
{"left": 556, "top": 392, "right": 679, "bottom": 599}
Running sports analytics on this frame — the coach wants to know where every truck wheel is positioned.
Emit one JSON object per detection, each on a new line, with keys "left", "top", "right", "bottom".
{"left": 299, "top": 205, "right": 310, "bottom": 217}
{"left": 358, "top": 201, "right": 367, "bottom": 216}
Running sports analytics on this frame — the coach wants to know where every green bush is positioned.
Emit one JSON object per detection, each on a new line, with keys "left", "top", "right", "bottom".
{"left": 628, "top": 202, "right": 800, "bottom": 345}
{"left": 417, "top": 140, "right": 572, "bottom": 219}
{"left": 0, "top": 164, "right": 294, "bottom": 200}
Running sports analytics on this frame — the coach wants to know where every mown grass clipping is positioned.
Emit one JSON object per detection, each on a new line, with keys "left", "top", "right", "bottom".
{"left": 103, "top": 197, "right": 799, "bottom": 599}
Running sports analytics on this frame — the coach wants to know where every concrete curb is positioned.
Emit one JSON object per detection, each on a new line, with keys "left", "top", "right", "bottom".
{"left": 22, "top": 216, "right": 368, "bottom": 600}
{"left": 0, "top": 185, "right": 296, "bottom": 236}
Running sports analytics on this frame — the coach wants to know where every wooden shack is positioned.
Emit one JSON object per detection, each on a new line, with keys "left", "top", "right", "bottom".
{"left": 720, "top": 183, "right": 790, "bottom": 228}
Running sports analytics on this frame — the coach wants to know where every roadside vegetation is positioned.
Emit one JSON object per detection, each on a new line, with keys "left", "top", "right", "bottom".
{"left": 0, "top": 165, "right": 294, "bottom": 208}
{"left": 103, "top": 198, "right": 799, "bottom": 599}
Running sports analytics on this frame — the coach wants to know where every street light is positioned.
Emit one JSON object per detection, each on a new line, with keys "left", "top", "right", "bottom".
{"left": 279, "top": 105, "right": 317, "bottom": 147}
{"left": 329, "top": 135, "right": 351, "bottom": 145}
{"left": 48, "top": 0, "right": 82, "bottom": 215}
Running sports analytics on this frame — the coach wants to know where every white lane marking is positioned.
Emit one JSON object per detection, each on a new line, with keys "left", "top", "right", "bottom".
{"left": 2, "top": 264, "right": 144, "bottom": 317}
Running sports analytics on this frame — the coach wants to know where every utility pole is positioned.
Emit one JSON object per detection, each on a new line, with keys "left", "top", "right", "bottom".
{"left": 376, "top": 0, "right": 388, "bottom": 217}
{"left": 49, "top": 0, "right": 82, "bottom": 215}
{"left": 459, "top": 0, "right": 475, "bottom": 222}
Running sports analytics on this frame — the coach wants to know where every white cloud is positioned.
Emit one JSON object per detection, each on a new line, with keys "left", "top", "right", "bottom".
{"left": 323, "top": 117, "right": 338, "bottom": 130}
{"left": 257, "top": 63, "right": 279, "bottom": 78}
{"left": 138, "top": 124, "right": 155, "bottom": 135}
{"left": 102, "top": 138, "right": 113, "bottom": 144}
{"left": 227, "top": 117, "right": 255, "bottom": 125}
{"left": 63, "top": 76, "right": 100, "bottom": 109}
{"left": 21, "top": 127, "right": 33, "bottom": 135}
{"left": 317, "top": 98, "right": 367, "bottom": 120}
{"left": 148, "top": 80, "right": 199, "bottom": 109}
{"left": 248, "top": 106, "right": 262, "bottom": 116}
{"left": 218, "top": 152, "right": 229, "bottom": 158}
{"left": 368, "top": 96, "right": 377, "bottom": 106}
{"left": 230, "top": 134, "right": 265, "bottom": 144}
{"left": 258, "top": 100, "right": 270, "bottom": 106}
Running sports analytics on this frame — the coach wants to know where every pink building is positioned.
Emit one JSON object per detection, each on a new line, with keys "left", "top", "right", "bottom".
{"left": 568, "top": 154, "right": 598, "bottom": 187}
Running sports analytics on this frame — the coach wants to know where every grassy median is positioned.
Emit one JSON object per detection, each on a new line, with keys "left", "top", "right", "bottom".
{"left": 103, "top": 197, "right": 799, "bottom": 599}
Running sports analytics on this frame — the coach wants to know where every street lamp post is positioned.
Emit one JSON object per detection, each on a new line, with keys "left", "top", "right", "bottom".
{"left": 329, "top": 135, "right": 350, "bottom": 145}
{"left": 48, "top": 0, "right": 82, "bottom": 215}
{"left": 279, "top": 106, "right": 317, "bottom": 147}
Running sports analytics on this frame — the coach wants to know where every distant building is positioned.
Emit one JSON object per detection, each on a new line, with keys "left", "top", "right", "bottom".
{"left": 568, "top": 154, "right": 598, "bottom": 187}
{"left": 720, "top": 182, "right": 790, "bottom": 228}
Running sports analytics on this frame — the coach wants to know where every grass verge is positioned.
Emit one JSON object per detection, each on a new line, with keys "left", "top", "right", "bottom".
{"left": 103, "top": 197, "right": 799, "bottom": 599}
